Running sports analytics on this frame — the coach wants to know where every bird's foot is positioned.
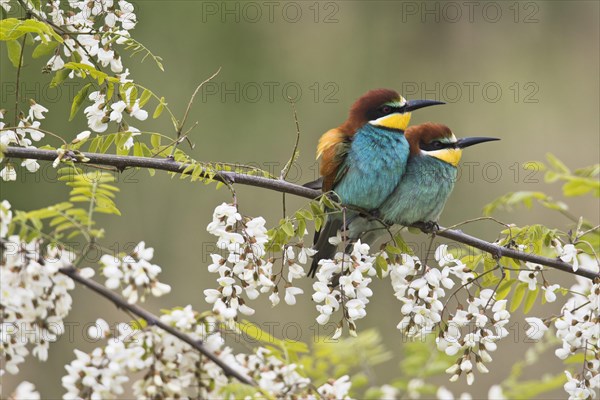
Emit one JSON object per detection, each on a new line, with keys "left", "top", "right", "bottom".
{"left": 418, "top": 220, "right": 439, "bottom": 234}
{"left": 366, "top": 209, "right": 382, "bottom": 221}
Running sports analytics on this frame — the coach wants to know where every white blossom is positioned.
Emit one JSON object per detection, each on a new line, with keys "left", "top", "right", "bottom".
{"left": 317, "top": 375, "right": 352, "bottom": 399}
{"left": 0, "top": 164, "right": 17, "bottom": 181}
{"left": 1, "top": 0, "right": 11, "bottom": 13}
{"left": 11, "top": 381, "right": 41, "bottom": 400}
{"left": 21, "top": 159, "right": 40, "bottom": 172}
{"left": 99, "top": 242, "right": 170, "bottom": 303}
{"left": 557, "top": 243, "right": 579, "bottom": 271}
{"left": 542, "top": 283, "right": 560, "bottom": 302}
{"left": 524, "top": 317, "right": 548, "bottom": 340}
{"left": 284, "top": 286, "right": 303, "bottom": 305}
{"left": 28, "top": 101, "right": 48, "bottom": 120}
{"left": 74, "top": 130, "right": 91, "bottom": 143}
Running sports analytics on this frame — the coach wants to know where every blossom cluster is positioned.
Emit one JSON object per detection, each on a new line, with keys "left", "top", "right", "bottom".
{"left": 61, "top": 306, "right": 352, "bottom": 399}
{"left": 83, "top": 70, "right": 148, "bottom": 133}
{"left": 203, "top": 203, "right": 311, "bottom": 323}
{"left": 0, "top": 201, "right": 77, "bottom": 377}
{"left": 390, "top": 245, "right": 474, "bottom": 338}
{"left": 0, "top": 100, "right": 91, "bottom": 181}
{"left": 517, "top": 260, "right": 560, "bottom": 302}
{"left": 0, "top": 104, "right": 46, "bottom": 181}
{"left": 7, "top": 381, "right": 41, "bottom": 400}
{"left": 312, "top": 239, "right": 375, "bottom": 337}
{"left": 99, "top": 241, "right": 171, "bottom": 304}
{"left": 437, "top": 289, "right": 511, "bottom": 385}
{"left": 553, "top": 254, "right": 599, "bottom": 399}
{"left": 61, "top": 309, "right": 210, "bottom": 399}
{"left": 1, "top": 0, "right": 146, "bottom": 167}
{"left": 36, "top": 0, "right": 137, "bottom": 74}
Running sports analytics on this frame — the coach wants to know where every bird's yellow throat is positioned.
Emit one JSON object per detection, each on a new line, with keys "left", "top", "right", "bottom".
{"left": 372, "top": 112, "right": 412, "bottom": 131}
{"left": 427, "top": 148, "right": 463, "bottom": 167}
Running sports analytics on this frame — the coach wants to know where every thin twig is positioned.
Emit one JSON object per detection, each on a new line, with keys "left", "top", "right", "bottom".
{"left": 178, "top": 67, "right": 221, "bottom": 137}
{"left": 280, "top": 98, "right": 301, "bottom": 181}
{"left": 578, "top": 224, "right": 600, "bottom": 239}
{"left": 281, "top": 99, "right": 302, "bottom": 221}
{"left": 13, "top": 35, "right": 26, "bottom": 138}
{"left": 169, "top": 68, "right": 221, "bottom": 158}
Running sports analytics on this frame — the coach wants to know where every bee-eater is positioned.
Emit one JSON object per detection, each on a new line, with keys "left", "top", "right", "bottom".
{"left": 377, "top": 123, "right": 499, "bottom": 227}
{"left": 308, "top": 89, "right": 443, "bottom": 277}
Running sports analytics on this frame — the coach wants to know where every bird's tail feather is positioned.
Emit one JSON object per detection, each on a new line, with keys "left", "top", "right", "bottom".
{"left": 308, "top": 217, "right": 343, "bottom": 278}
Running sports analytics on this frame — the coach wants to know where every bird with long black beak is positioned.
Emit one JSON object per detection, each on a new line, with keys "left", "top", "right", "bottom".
{"left": 308, "top": 89, "right": 444, "bottom": 277}
{"left": 377, "top": 122, "right": 500, "bottom": 227}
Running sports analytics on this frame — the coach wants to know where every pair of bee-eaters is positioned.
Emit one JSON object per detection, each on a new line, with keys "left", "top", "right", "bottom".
{"left": 308, "top": 89, "right": 499, "bottom": 277}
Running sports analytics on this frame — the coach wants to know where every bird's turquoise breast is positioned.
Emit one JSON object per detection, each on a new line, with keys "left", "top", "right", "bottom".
{"left": 333, "top": 124, "right": 409, "bottom": 210}
{"left": 380, "top": 155, "right": 457, "bottom": 225}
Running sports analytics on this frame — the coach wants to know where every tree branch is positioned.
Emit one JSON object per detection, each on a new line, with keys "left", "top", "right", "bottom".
{"left": 3, "top": 146, "right": 317, "bottom": 199}
{"left": 0, "top": 236, "right": 255, "bottom": 385}
{"left": 60, "top": 266, "right": 256, "bottom": 386}
{"left": 3, "top": 145, "right": 599, "bottom": 280}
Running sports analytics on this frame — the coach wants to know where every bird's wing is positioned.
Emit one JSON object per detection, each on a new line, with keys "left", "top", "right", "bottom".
{"left": 317, "top": 128, "right": 352, "bottom": 193}
{"left": 302, "top": 177, "right": 323, "bottom": 190}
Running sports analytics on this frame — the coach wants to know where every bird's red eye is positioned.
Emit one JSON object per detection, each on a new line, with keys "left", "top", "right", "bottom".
{"left": 381, "top": 106, "right": 392, "bottom": 114}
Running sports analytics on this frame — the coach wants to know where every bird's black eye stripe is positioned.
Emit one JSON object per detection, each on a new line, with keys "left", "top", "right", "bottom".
{"left": 420, "top": 141, "right": 454, "bottom": 151}
{"left": 368, "top": 104, "right": 402, "bottom": 120}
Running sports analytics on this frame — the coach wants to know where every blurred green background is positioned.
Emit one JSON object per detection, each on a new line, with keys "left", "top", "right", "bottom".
{"left": 1, "top": 1, "right": 599, "bottom": 398}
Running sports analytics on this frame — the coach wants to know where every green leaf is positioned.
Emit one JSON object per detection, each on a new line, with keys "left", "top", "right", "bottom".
{"left": 106, "top": 82, "right": 115, "bottom": 100}
{"left": 523, "top": 287, "right": 539, "bottom": 314}
{"left": 0, "top": 18, "right": 63, "bottom": 43}
{"left": 504, "top": 373, "right": 566, "bottom": 399}
{"left": 574, "top": 164, "right": 599, "bottom": 178}
{"left": 236, "top": 320, "right": 284, "bottom": 348}
{"left": 95, "top": 206, "right": 121, "bottom": 216}
{"left": 64, "top": 62, "right": 113, "bottom": 84}
{"left": 375, "top": 255, "right": 388, "bottom": 279}
{"left": 564, "top": 353, "right": 585, "bottom": 365}
{"left": 139, "top": 89, "right": 152, "bottom": 107}
{"left": 320, "top": 195, "right": 336, "bottom": 210}
{"left": 88, "top": 136, "right": 101, "bottom": 153}
{"left": 546, "top": 153, "right": 570, "bottom": 174}
{"left": 153, "top": 97, "right": 165, "bottom": 118}
{"left": 563, "top": 177, "right": 599, "bottom": 197}
{"left": 296, "top": 218, "right": 306, "bottom": 238}
{"left": 69, "top": 83, "right": 92, "bottom": 121}
{"left": 310, "top": 202, "right": 323, "bottom": 219}
{"left": 281, "top": 221, "right": 294, "bottom": 237}
{"left": 128, "top": 86, "right": 138, "bottom": 107}
{"left": 297, "top": 209, "right": 313, "bottom": 220}
{"left": 385, "top": 244, "right": 402, "bottom": 255}
{"left": 510, "top": 282, "right": 528, "bottom": 312}
{"left": 116, "top": 132, "right": 132, "bottom": 149}
{"left": 133, "top": 142, "right": 143, "bottom": 156}
{"left": 150, "top": 133, "right": 161, "bottom": 149}
{"left": 32, "top": 40, "right": 58, "bottom": 58}
{"left": 393, "top": 233, "right": 413, "bottom": 255}
{"left": 100, "top": 134, "right": 115, "bottom": 153}
{"left": 314, "top": 216, "right": 323, "bottom": 232}
{"left": 6, "top": 40, "right": 21, "bottom": 68}
{"left": 50, "top": 68, "right": 70, "bottom": 87}
{"left": 496, "top": 279, "right": 515, "bottom": 300}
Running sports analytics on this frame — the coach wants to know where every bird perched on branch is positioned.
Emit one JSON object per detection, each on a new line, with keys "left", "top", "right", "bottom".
{"left": 308, "top": 89, "right": 444, "bottom": 277}
{"left": 377, "top": 123, "right": 499, "bottom": 227}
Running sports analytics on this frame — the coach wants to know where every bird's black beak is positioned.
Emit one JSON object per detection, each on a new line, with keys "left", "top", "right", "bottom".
{"left": 404, "top": 99, "right": 445, "bottom": 112}
{"left": 456, "top": 137, "right": 500, "bottom": 149}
